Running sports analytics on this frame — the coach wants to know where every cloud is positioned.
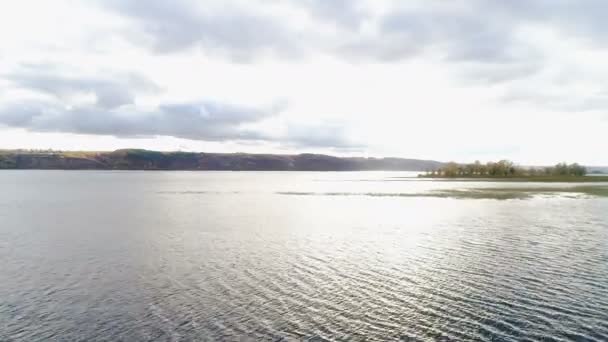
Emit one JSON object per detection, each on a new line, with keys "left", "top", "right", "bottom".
{"left": 0, "top": 62, "right": 359, "bottom": 149}
{"left": 297, "top": 0, "right": 368, "bottom": 29}
{"left": 99, "top": 0, "right": 299, "bottom": 61}
{"left": 489, "top": 0, "right": 608, "bottom": 42}
{"left": 456, "top": 61, "right": 542, "bottom": 84}
{"left": 0, "top": 100, "right": 281, "bottom": 141}
{"left": 0, "top": 97, "right": 359, "bottom": 148}
{"left": 501, "top": 88, "right": 608, "bottom": 113}
{"left": 284, "top": 122, "right": 363, "bottom": 150}
{"left": 4, "top": 65, "right": 161, "bottom": 109}
{"left": 96, "top": 0, "right": 548, "bottom": 82}
{"left": 374, "top": 7, "right": 519, "bottom": 63}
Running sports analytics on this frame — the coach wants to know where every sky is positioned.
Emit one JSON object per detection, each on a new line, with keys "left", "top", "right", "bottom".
{"left": 1, "top": 0, "right": 607, "bottom": 165}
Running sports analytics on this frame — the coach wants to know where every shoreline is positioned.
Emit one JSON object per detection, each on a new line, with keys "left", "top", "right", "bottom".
{"left": 416, "top": 176, "right": 608, "bottom": 183}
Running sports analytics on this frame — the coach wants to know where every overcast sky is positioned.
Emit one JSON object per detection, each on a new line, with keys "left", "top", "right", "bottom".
{"left": 1, "top": 0, "right": 607, "bottom": 164}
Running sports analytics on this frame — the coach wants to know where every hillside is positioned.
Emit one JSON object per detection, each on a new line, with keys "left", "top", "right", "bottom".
{"left": 0, "top": 149, "right": 444, "bottom": 171}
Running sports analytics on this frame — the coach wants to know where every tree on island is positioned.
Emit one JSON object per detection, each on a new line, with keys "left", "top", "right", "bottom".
{"left": 426, "top": 160, "right": 587, "bottom": 177}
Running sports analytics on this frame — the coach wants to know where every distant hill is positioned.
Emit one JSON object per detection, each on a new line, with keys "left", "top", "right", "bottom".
{"left": 588, "top": 166, "right": 608, "bottom": 174}
{"left": 0, "top": 149, "right": 444, "bottom": 171}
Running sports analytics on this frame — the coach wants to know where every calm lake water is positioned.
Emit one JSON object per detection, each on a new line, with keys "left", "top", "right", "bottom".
{"left": 1, "top": 171, "right": 607, "bottom": 341}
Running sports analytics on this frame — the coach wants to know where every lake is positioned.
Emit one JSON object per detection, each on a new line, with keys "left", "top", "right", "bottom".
{"left": 1, "top": 171, "right": 607, "bottom": 341}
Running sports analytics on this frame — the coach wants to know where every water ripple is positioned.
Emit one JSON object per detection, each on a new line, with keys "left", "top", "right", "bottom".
{"left": 2, "top": 171, "right": 608, "bottom": 340}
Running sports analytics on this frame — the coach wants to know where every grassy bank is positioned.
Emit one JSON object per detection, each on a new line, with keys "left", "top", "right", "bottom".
{"left": 278, "top": 185, "right": 608, "bottom": 200}
{"left": 433, "top": 185, "right": 608, "bottom": 199}
{"left": 417, "top": 175, "right": 608, "bottom": 182}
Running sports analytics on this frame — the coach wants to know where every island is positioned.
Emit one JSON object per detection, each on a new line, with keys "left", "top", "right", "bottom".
{"left": 420, "top": 160, "right": 608, "bottom": 182}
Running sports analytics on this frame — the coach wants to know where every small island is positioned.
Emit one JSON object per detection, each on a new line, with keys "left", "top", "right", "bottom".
{"left": 420, "top": 160, "right": 608, "bottom": 182}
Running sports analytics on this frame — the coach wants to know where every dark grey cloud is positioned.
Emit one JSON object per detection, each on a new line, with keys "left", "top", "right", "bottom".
{"left": 336, "top": 3, "right": 546, "bottom": 83}
{"left": 5, "top": 66, "right": 161, "bottom": 109}
{"left": 0, "top": 100, "right": 279, "bottom": 141}
{"left": 1, "top": 62, "right": 357, "bottom": 148}
{"left": 95, "top": 0, "right": 608, "bottom": 86}
{"left": 97, "top": 0, "right": 559, "bottom": 81}
{"left": 101, "top": 0, "right": 299, "bottom": 61}
{"left": 375, "top": 8, "right": 519, "bottom": 63}
{"left": 0, "top": 98, "right": 357, "bottom": 148}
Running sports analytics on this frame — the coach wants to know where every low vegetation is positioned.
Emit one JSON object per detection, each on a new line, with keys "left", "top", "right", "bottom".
{"left": 422, "top": 160, "right": 590, "bottom": 179}
{"left": 278, "top": 185, "right": 608, "bottom": 200}
{"left": 433, "top": 186, "right": 608, "bottom": 199}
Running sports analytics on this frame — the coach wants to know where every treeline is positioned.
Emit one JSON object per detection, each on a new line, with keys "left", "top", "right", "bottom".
{"left": 1, "top": 149, "right": 58, "bottom": 153}
{"left": 0, "top": 149, "right": 443, "bottom": 171}
{"left": 426, "top": 160, "right": 587, "bottom": 177}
